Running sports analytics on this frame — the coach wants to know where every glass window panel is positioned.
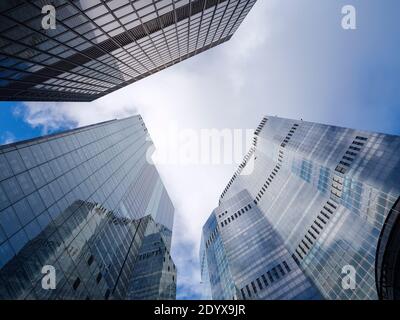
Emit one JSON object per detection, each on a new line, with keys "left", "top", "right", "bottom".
{"left": 9, "top": 229, "right": 29, "bottom": 255}
{"left": 39, "top": 163, "right": 55, "bottom": 184}
{"left": 4, "top": 150, "right": 26, "bottom": 175}
{"left": 0, "top": 241, "right": 15, "bottom": 269}
{"left": 0, "top": 206, "right": 22, "bottom": 238}
{"left": 30, "top": 144, "right": 46, "bottom": 165}
{"left": 0, "top": 224, "right": 7, "bottom": 244}
{"left": 24, "top": 219, "right": 42, "bottom": 241}
{"left": 1, "top": 176, "right": 24, "bottom": 203}
{"left": 26, "top": 192, "right": 46, "bottom": 217}
{"left": 36, "top": 211, "right": 53, "bottom": 231}
{"left": 38, "top": 185, "right": 56, "bottom": 209}
{"left": 16, "top": 172, "right": 36, "bottom": 196}
{"left": 17, "top": 147, "right": 36, "bottom": 169}
{"left": 13, "top": 198, "right": 35, "bottom": 226}
{"left": 0, "top": 154, "right": 13, "bottom": 181}
{"left": 0, "top": 183, "right": 11, "bottom": 211}
{"left": 29, "top": 167, "right": 46, "bottom": 189}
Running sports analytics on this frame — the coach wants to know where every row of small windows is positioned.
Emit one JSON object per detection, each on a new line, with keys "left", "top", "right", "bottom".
{"left": 293, "top": 200, "right": 338, "bottom": 263}
{"left": 280, "top": 124, "right": 298, "bottom": 148}
{"left": 255, "top": 124, "right": 299, "bottom": 204}
{"left": 240, "top": 261, "right": 292, "bottom": 299}
{"left": 331, "top": 175, "right": 344, "bottom": 198}
{"left": 278, "top": 150, "right": 284, "bottom": 163}
{"left": 220, "top": 147, "right": 255, "bottom": 200}
{"left": 254, "top": 117, "right": 268, "bottom": 136}
{"left": 255, "top": 163, "right": 281, "bottom": 204}
{"left": 137, "top": 248, "right": 163, "bottom": 261}
{"left": 334, "top": 136, "right": 367, "bottom": 175}
{"left": 220, "top": 203, "right": 252, "bottom": 228}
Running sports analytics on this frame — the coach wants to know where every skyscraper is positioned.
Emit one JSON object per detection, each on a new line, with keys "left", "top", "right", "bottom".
{"left": 201, "top": 116, "right": 400, "bottom": 300}
{"left": 0, "top": 0, "right": 257, "bottom": 101}
{"left": 0, "top": 115, "right": 176, "bottom": 299}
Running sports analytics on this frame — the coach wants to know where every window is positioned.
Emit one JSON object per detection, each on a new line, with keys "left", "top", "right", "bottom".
{"left": 308, "top": 230, "right": 317, "bottom": 240}
{"left": 327, "top": 201, "right": 337, "bottom": 209}
{"left": 283, "top": 261, "right": 291, "bottom": 273}
{"left": 5, "top": 150, "right": 26, "bottom": 175}
{"left": 256, "top": 278, "right": 263, "bottom": 290}
{"left": 346, "top": 151, "right": 357, "bottom": 156}
{"left": 73, "top": 277, "right": 81, "bottom": 290}
{"left": 349, "top": 146, "right": 360, "bottom": 152}
{"left": 317, "top": 215, "right": 326, "bottom": 224}
{"left": 314, "top": 220, "right": 323, "bottom": 229}
{"left": 339, "top": 161, "right": 350, "bottom": 167}
{"left": 13, "top": 198, "right": 35, "bottom": 226}
{"left": 335, "top": 166, "right": 346, "bottom": 174}
{"left": 320, "top": 211, "right": 330, "bottom": 220}
{"left": 2, "top": 177, "right": 24, "bottom": 203}
{"left": 302, "top": 240, "right": 310, "bottom": 250}
{"left": 16, "top": 172, "right": 35, "bottom": 196}
{"left": 241, "top": 289, "right": 246, "bottom": 300}
{"left": 311, "top": 225, "right": 320, "bottom": 235}
{"left": 96, "top": 272, "right": 102, "bottom": 283}
{"left": 104, "top": 289, "right": 110, "bottom": 300}
{"left": 251, "top": 281, "right": 257, "bottom": 293}
{"left": 246, "top": 285, "right": 252, "bottom": 297}
{"left": 272, "top": 267, "right": 280, "bottom": 279}
{"left": 0, "top": 206, "right": 22, "bottom": 237}
{"left": 261, "top": 274, "right": 268, "bottom": 287}
{"left": 277, "top": 264, "right": 285, "bottom": 276}
{"left": 355, "top": 136, "right": 367, "bottom": 141}
{"left": 267, "top": 271, "right": 274, "bottom": 283}
{"left": 323, "top": 205, "right": 334, "bottom": 214}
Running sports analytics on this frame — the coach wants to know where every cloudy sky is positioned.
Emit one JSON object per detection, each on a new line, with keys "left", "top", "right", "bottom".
{"left": 1, "top": 0, "right": 400, "bottom": 299}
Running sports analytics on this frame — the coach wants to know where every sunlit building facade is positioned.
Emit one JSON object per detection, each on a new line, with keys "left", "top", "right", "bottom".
{"left": 0, "top": 0, "right": 257, "bottom": 101}
{"left": 201, "top": 116, "right": 400, "bottom": 300}
{"left": 0, "top": 115, "right": 176, "bottom": 299}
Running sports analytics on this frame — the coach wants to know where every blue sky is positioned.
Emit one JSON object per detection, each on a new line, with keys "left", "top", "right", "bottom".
{"left": 1, "top": 1, "right": 400, "bottom": 299}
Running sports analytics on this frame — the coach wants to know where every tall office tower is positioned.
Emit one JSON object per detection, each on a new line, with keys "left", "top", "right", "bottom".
{"left": 127, "top": 227, "right": 176, "bottom": 300}
{"left": 201, "top": 116, "right": 400, "bottom": 300}
{"left": 0, "top": 115, "right": 176, "bottom": 300}
{"left": 0, "top": 0, "right": 257, "bottom": 101}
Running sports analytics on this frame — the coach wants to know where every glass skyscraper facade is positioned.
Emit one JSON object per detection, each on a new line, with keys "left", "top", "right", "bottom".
{"left": 0, "top": 0, "right": 257, "bottom": 101}
{"left": 0, "top": 115, "right": 176, "bottom": 299}
{"left": 201, "top": 116, "right": 400, "bottom": 300}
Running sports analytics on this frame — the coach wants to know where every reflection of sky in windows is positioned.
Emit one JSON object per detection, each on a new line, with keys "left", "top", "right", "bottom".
{"left": 0, "top": 0, "right": 257, "bottom": 100}
{"left": 201, "top": 116, "right": 400, "bottom": 300}
{"left": 0, "top": 116, "right": 176, "bottom": 299}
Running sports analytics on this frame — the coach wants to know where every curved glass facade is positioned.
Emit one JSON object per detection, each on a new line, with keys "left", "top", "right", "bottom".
{"left": 201, "top": 116, "right": 400, "bottom": 300}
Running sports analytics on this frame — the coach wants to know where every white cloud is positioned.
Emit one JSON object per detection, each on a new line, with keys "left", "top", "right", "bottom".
{"left": 0, "top": 131, "right": 16, "bottom": 145}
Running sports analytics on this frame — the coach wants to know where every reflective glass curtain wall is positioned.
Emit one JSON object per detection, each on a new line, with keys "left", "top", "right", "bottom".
{"left": 0, "top": 0, "right": 257, "bottom": 101}
{"left": 201, "top": 116, "right": 400, "bottom": 300}
{"left": 0, "top": 115, "right": 176, "bottom": 299}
